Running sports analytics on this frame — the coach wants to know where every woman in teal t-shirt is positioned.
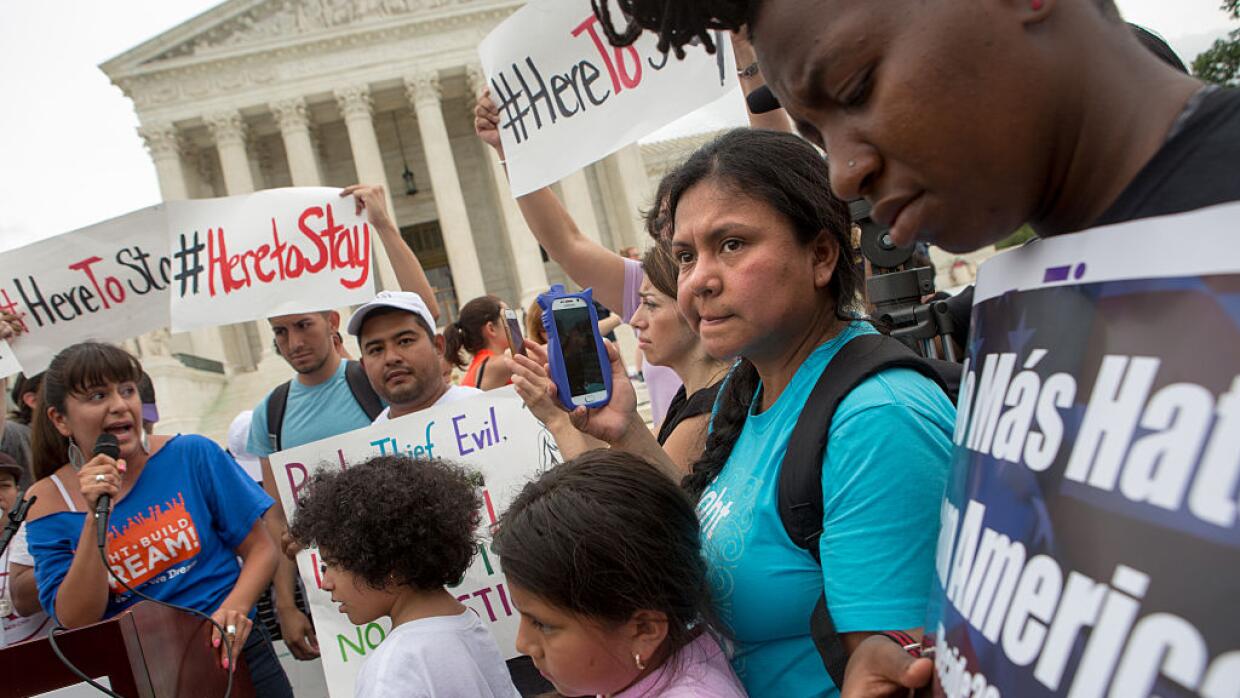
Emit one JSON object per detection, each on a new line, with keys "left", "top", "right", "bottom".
{"left": 662, "top": 129, "right": 955, "bottom": 696}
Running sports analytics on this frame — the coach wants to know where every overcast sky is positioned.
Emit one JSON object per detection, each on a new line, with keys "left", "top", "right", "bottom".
{"left": 1, "top": 0, "right": 1234, "bottom": 254}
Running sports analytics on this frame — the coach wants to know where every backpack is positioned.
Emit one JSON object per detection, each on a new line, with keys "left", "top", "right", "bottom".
{"left": 777, "top": 332, "right": 959, "bottom": 688}
{"left": 265, "top": 360, "right": 384, "bottom": 452}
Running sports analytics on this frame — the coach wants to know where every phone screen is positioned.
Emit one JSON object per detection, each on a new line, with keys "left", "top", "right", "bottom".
{"left": 553, "top": 304, "right": 607, "bottom": 402}
{"left": 504, "top": 310, "right": 526, "bottom": 357}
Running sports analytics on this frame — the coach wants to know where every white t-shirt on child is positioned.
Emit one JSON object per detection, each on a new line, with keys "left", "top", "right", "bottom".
{"left": 354, "top": 609, "right": 520, "bottom": 698}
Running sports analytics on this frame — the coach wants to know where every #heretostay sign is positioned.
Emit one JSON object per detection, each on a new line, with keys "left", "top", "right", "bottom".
{"left": 479, "top": 0, "right": 737, "bottom": 196}
{"left": 0, "top": 188, "right": 376, "bottom": 371}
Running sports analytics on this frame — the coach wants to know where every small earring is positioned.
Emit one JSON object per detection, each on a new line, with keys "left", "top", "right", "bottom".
{"left": 634, "top": 653, "right": 646, "bottom": 671}
{"left": 140, "top": 430, "right": 150, "bottom": 454}
{"left": 847, "top": 159, "right": 856, "bottom": 168}
{"left": 68, "top": 438, "right": 86, "bottom": 469}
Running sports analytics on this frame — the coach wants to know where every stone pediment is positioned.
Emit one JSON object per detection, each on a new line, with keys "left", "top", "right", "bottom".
{"left": 111, "top": 0, "right": 480, "bottom": 71}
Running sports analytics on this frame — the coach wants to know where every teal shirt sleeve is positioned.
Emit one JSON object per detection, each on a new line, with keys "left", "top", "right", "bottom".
{"left": 818, "top": 368, "right": 954, "bottom": 633}
{"left": 247, "top": 396, "right": 273, "bottom": 458}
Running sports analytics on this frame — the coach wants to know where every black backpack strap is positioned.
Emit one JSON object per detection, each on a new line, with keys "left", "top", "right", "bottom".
{"left": 344, "top": 360, "right": 384, "bottom": 421}
{"left": 778, "top": 332, "right": 952, "bottom": 689}
{"left": 475, "top": 357, "right": 489, "bottom": 389}
{"left": 266, "top": 381, "right": 292, "bottom": 453}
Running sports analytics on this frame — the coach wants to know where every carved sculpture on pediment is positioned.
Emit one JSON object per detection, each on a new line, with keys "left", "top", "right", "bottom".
{"left": 152, "top": 0, "right": 475, "bottom": 61}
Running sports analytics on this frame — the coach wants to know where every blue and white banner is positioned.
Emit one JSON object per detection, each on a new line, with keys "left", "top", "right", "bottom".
{"left": 928, "top": 203, "right": 1240, "bottom": 697}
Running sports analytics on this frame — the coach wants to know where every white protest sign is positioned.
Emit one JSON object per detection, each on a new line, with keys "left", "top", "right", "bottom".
{"left": 0, "top": 207, "right": 170, "bottom": 374}
{"left": 167, "top": 187, "right": 375, "bottom": 332}
{"left": 478, "top": 0, "right": 736, "bottom": 196}
{"left": 270, "top": 388, "right": 557, "bottom": 698}
{"left": 0, "top": 340, "right": 21, "bottom": 379}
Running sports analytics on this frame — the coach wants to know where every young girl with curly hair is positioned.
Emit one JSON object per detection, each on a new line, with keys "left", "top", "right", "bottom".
{"left": 290, "top": 455, "right": 518, "bottom": 698}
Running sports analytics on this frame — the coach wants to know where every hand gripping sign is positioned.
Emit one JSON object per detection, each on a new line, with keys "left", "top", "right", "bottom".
{"left": 926, "top": 202, "right": 1240, "bottom": 698}
{"left": 478, "top": 0, "right": 737, "bottom": 196}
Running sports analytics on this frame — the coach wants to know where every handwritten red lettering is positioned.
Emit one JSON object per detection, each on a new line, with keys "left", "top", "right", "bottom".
{"left": 571, "top": 15, "right": 642, "bottom": 94}
{"left": 199, "top": 203, "right": 371, "bottom": 297}
{"left": 67, "top": 256, "right": 126, "bottom": 309}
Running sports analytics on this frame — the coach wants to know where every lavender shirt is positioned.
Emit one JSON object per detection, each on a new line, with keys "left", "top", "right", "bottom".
{"left": 611, "top": 633, "right": 747, "bottom": 698}
{"left": 622, "top": 258, "right": 684, "bottom": 427}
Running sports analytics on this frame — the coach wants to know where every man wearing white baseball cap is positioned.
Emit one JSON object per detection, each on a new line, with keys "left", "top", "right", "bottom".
{"left": 349, "top": 291, "right": 481, "bottom": 423}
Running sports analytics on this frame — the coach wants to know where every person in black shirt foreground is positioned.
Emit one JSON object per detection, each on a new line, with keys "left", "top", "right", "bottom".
{"left": 592, "top": 0, "right": 1240, "bottom": 695}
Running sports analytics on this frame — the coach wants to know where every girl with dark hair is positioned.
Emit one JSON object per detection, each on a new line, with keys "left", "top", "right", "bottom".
{"left": 493, "top": 450, "right": 746, "bottom": 697}
{"left": 22, "top": 341, "right": 291, "bottom": 696}
{"left": 444, "top": 295, "right": 515, "bottom": 390}
{"left": 8, "top": 372, "right": 42, "bottom": 426}
{"left": 562, "top": 129, "right": 955, "bottom": 697}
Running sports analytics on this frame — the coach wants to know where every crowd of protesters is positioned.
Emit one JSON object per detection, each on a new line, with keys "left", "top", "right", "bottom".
{"left": 0, "top": 1, "right": 1236, "bottom": 696}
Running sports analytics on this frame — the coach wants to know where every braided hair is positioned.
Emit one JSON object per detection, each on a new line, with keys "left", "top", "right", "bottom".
{"left": 662, "top": 129, "right": 859, "bottom": 498}
{"left": 591, "top": 0, "right": 754, "bottom": 58}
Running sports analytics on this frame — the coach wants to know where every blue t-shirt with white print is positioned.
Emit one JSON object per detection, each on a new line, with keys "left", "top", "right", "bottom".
{"left": 28, "top": 435, "right": 273, "bottom": 622}
{"left": 698, "top": 321, "right": 955, "bottom": 697}
{"left": 247, "top": 360, "right": 375, "bottom": 457}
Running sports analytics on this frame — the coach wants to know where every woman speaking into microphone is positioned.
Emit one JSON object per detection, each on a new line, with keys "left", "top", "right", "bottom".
{"left": 22, "top": 341, "right": 291, "bottom": 697}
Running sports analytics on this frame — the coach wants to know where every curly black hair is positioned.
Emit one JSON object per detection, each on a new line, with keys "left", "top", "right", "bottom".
{"left": 290, "top": 456, "right": 482, "bottom": 591}
{"left": 593, "top": 0, "right": 1123, "bottom": 58}
{"left": 591, "top": 0, "right": 753, "bottom": 58}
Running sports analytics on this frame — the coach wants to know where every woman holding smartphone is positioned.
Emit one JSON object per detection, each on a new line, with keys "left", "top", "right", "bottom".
{"left": 555, "top": 129, "right": 956, "bottom": 697}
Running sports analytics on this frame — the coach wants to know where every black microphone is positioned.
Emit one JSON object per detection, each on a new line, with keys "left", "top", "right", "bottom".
{"left": 92, "top": 433, "right": 121, "bottom": 548}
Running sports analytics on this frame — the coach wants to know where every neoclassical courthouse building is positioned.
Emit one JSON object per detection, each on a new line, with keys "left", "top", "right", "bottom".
{"left": 100, "top": 0, "right": 712, "bottom": 440}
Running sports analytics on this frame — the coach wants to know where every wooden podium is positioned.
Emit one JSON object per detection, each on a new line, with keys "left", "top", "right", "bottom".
{"left": 2, "top": 601, "right": 254, "bottom": 697}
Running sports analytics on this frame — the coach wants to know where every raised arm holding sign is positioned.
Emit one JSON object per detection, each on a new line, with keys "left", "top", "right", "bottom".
{"left": 477, "top": 0, "right": 737, "bottom": 196}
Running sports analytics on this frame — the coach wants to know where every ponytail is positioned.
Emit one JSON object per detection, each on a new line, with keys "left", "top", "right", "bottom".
{"left": 682, "top": 358, "right": 760, "bottom": 499}
{"left": 30, "top": 386, "right": 68, "bottom": 482}
{"left": 442, "top": 321, "right": 468, "bottom": 370}
{"left": 444, "top": 295, "right": 503, "bottom": 369}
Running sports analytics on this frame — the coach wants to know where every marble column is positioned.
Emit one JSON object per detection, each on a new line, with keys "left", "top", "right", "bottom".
{"left": 466, "top": 65, "right": 548, "bottom": 308}
{"left": 405, "top": 70, "right": 487, "bottom": 303}
{"left": 602, "top": 143, "right": 655, "bottom": 250}
{"left": 137, "top": 122, "right": 189, "bottom": 201}
{"left": 333, "top": 84, "right": 401, "bottom": 292}
{"left": 270, "top": 98, "right": 322, "bottom": 186}
{"left": 558, "top": 169, "right": 604, "bottom": 246}
{"left": 204, "top": 110, "right": 261, "bottom": 371}
{"left": 205, "top": 110, "right": 256, "bottom": 195}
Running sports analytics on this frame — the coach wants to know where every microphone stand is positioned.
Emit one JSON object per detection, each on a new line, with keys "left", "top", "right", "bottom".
{"left": 0, "top": 495, "right": 36, "bottom": 558}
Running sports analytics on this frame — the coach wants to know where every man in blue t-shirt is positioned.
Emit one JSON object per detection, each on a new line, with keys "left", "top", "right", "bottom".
{"left": 246, "top": 309, "right": 373, "bottom": 660}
